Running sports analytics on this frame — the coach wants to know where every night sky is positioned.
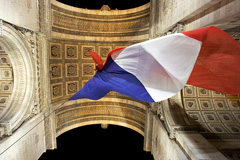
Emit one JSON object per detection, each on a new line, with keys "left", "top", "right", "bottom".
{"left": 39, "top": 125, "right": 154, "bottom": 160}
{"left": 56, "top": 0, "right": 150, "bottom": 10}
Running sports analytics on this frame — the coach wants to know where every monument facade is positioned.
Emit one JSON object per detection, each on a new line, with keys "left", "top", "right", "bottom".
{"left": 0, "top": 0, "right": 240, "bottom": 159}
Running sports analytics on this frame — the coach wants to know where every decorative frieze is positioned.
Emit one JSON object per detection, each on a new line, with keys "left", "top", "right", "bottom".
{"left": 55, "top": 101, "right": 146, "bottom": 136}
{"left": 52, "top": 27, "right": 149, "bottom": 37}
{"left": 52, "top": 10, "right": 149, "bottom": 32}
{"left": 51, "top": 4, "right": 150, "bottom": 20}
{"left": 15, "top": 26, "right": 37, "bottom": 55}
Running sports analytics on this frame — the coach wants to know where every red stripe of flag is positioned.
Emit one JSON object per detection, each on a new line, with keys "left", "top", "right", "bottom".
{"left": 183, "top": 26, "right": 240, "bottom": 95}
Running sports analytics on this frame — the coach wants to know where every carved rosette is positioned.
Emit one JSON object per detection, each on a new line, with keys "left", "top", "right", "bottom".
{"left": 82, "top": 63, "right": 94, "bottom": 76}
{"left": 65, "top": 45, "right": 78, "bottom": 59}
{"left": 50, "top": 43, "right": 61, "bottom": 59}
{"left": 99, "top": 47, "right": 111, "bottom": 57}
{"left": 82, "top": 46, "right": 95, "bottom": 59}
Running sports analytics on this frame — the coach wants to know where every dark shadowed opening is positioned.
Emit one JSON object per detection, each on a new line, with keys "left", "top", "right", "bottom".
{"left": 56, "top": 0, "right": 150, "bottom": 10}
{"left": 39, "top": 125, "right": 154, "bottom": 160}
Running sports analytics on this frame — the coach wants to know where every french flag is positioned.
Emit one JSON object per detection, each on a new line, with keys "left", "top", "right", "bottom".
{"left": 70, "top": 26, "right": 240, "bottom": 102}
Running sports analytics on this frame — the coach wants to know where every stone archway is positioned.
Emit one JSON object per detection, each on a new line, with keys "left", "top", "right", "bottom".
{"left": 0, "top": 22, "right": 36, "bottom": 136}
{"left": 55, "top": 97, "right": 148, "bottom": 137}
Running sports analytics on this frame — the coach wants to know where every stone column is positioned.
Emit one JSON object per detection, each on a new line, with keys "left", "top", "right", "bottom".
{"left": 0, "top": 114, "right": 46, "bottom": 160}
{"left": 144, "top": 104, "right": 189, "bottom": 160}
{"left": 151, "top": 114, "right": 188, "bottom": 160}
{"left": 38, "top": 0, "right": 56, "bottom": 150}
{"left": 175, "top": 131, "right": 228, "bottom": 160}
{"left": 0, "top": 19, "right": 2, "bottom": 36}
{"left": 143, "top": 106, "right": 154, "bottom": 151}
{"left": 149, "top": 0, "right": 156, "bottom": 39}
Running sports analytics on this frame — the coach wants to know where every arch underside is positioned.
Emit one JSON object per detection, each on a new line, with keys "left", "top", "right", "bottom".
{"left": 55, "top": 97, "right": 148, "bottom": 137}
{"left": 51, "top": 2, "right": 150, "bottom": 137}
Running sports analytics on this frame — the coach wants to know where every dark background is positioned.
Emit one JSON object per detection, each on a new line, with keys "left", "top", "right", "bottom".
{"left": 39, "top": 125, "right": 154, "bottom": 160}
{"left": 56, "top": 0, "right": 150, "bottom": 10}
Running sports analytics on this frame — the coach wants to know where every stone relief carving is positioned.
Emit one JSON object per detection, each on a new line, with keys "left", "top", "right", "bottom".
{"left": 0, "top": 23, "right": 39, "bottom": 137}
{"left": 182, "top": 85, "right": 240, "bottom": 134}
{"left": 0, "top": 46, "right": 13, "bottom": 126}
{"left": 82, "top": 46, "right": 94, "bottom": 59}
{"left": 55, "top": 101, "right": 145, "bottom": 136}
{"left": 14, "top": 26, "right": 37, "bottom": 55}
{"left": 50, "top": 64, "right": 62, "bottom": 79}
{"left": 157, "top": 102, "right": 164, "bottom": 121}
{"left": 82, "top": 64, "right": 94, "bottom": 76}
{"left": 66, "top": 64, "right": 78, "bottom": 77}
{"left": 50, "top": 43, "right": 61, "bottom": 59}
{"left": 0, "top": 97, "right": 7, "bottom": 105}
{"left": 49, "top": 2, "right": 149, "bottom": 105}
{"left": 66, "top": 81, "right": 78, "bottom": 95}
{"left": 25, "top": 102, "right": 40, "bottom": 121}
{"left": 0, "top": 123, "right": 12, "bottom": 137}
{"left": 66, "top": 45, "right": 77, "bottom": 59}
{"left": 52, "top": 83, "right": 63, "bottom": 99}
{"left": 0, "top": 82, "right": 13, "bottom": 93}
{"left": 53, "top": 11, "right": 149, "bottom": 33}
{"left": 99, "top": 46, "right": 111, "bottom": 58}
{"left": 14, "top": 24, "right": 41, "bottom": 120}
{"left": 52, "top": 4, "right": 149, "bottom": 20}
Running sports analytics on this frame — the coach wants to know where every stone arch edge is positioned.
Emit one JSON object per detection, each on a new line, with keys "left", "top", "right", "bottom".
{"left": 56, "top": 119, "right": 144, "bottom": 137}
{"left": 0, "top": 22, "right": 36, "bottom": 136}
